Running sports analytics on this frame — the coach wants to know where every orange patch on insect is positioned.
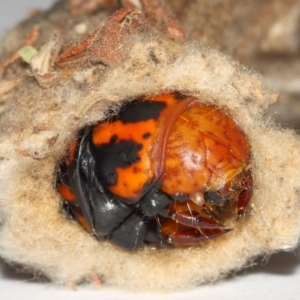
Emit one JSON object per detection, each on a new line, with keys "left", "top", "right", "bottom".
{"left": 58, "top": 184, "right": 76, "bottom": 202}
{"left": 92, "top": 119, "right": 158, "bottom": 200}
{"left": 71, "top": 207, "right": 92, "bottom": 232}
{"left": 142, "top": 93, "right": 181, "bottom": 106}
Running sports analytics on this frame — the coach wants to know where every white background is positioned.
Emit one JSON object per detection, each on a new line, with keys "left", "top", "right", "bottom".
{"left": 1, "top": 1, "right": 300, "bottom": 299}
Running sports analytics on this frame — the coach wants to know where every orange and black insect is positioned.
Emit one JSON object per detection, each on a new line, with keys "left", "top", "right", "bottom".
{"left": 57, "top": 92, "right": 252, "bottom": 250}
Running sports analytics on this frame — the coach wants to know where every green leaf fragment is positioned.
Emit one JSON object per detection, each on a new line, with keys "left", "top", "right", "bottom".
{"left": 0, "top": 105, "right": 7, "bottom": 116}
{"left": 18, "top": 46, "right": 38, "bottom": 63}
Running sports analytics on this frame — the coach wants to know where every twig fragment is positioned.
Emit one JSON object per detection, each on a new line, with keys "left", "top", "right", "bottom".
{"left": 0, "top": 26, "right": 39, "bottom": 78}
{"left": 30, "top": 35, "right": 62, "bottom": 88}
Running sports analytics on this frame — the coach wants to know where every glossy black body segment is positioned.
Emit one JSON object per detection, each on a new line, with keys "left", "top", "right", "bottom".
{"left": 113, "top": 99, "right": 167, "bottom": 123}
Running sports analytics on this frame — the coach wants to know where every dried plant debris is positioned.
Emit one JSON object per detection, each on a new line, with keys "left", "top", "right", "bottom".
{"left": 0, "top": 0, "right": 300, "bottom": 292}
{"left": 0, "top": 26, "right": 39, "bottom": 78}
